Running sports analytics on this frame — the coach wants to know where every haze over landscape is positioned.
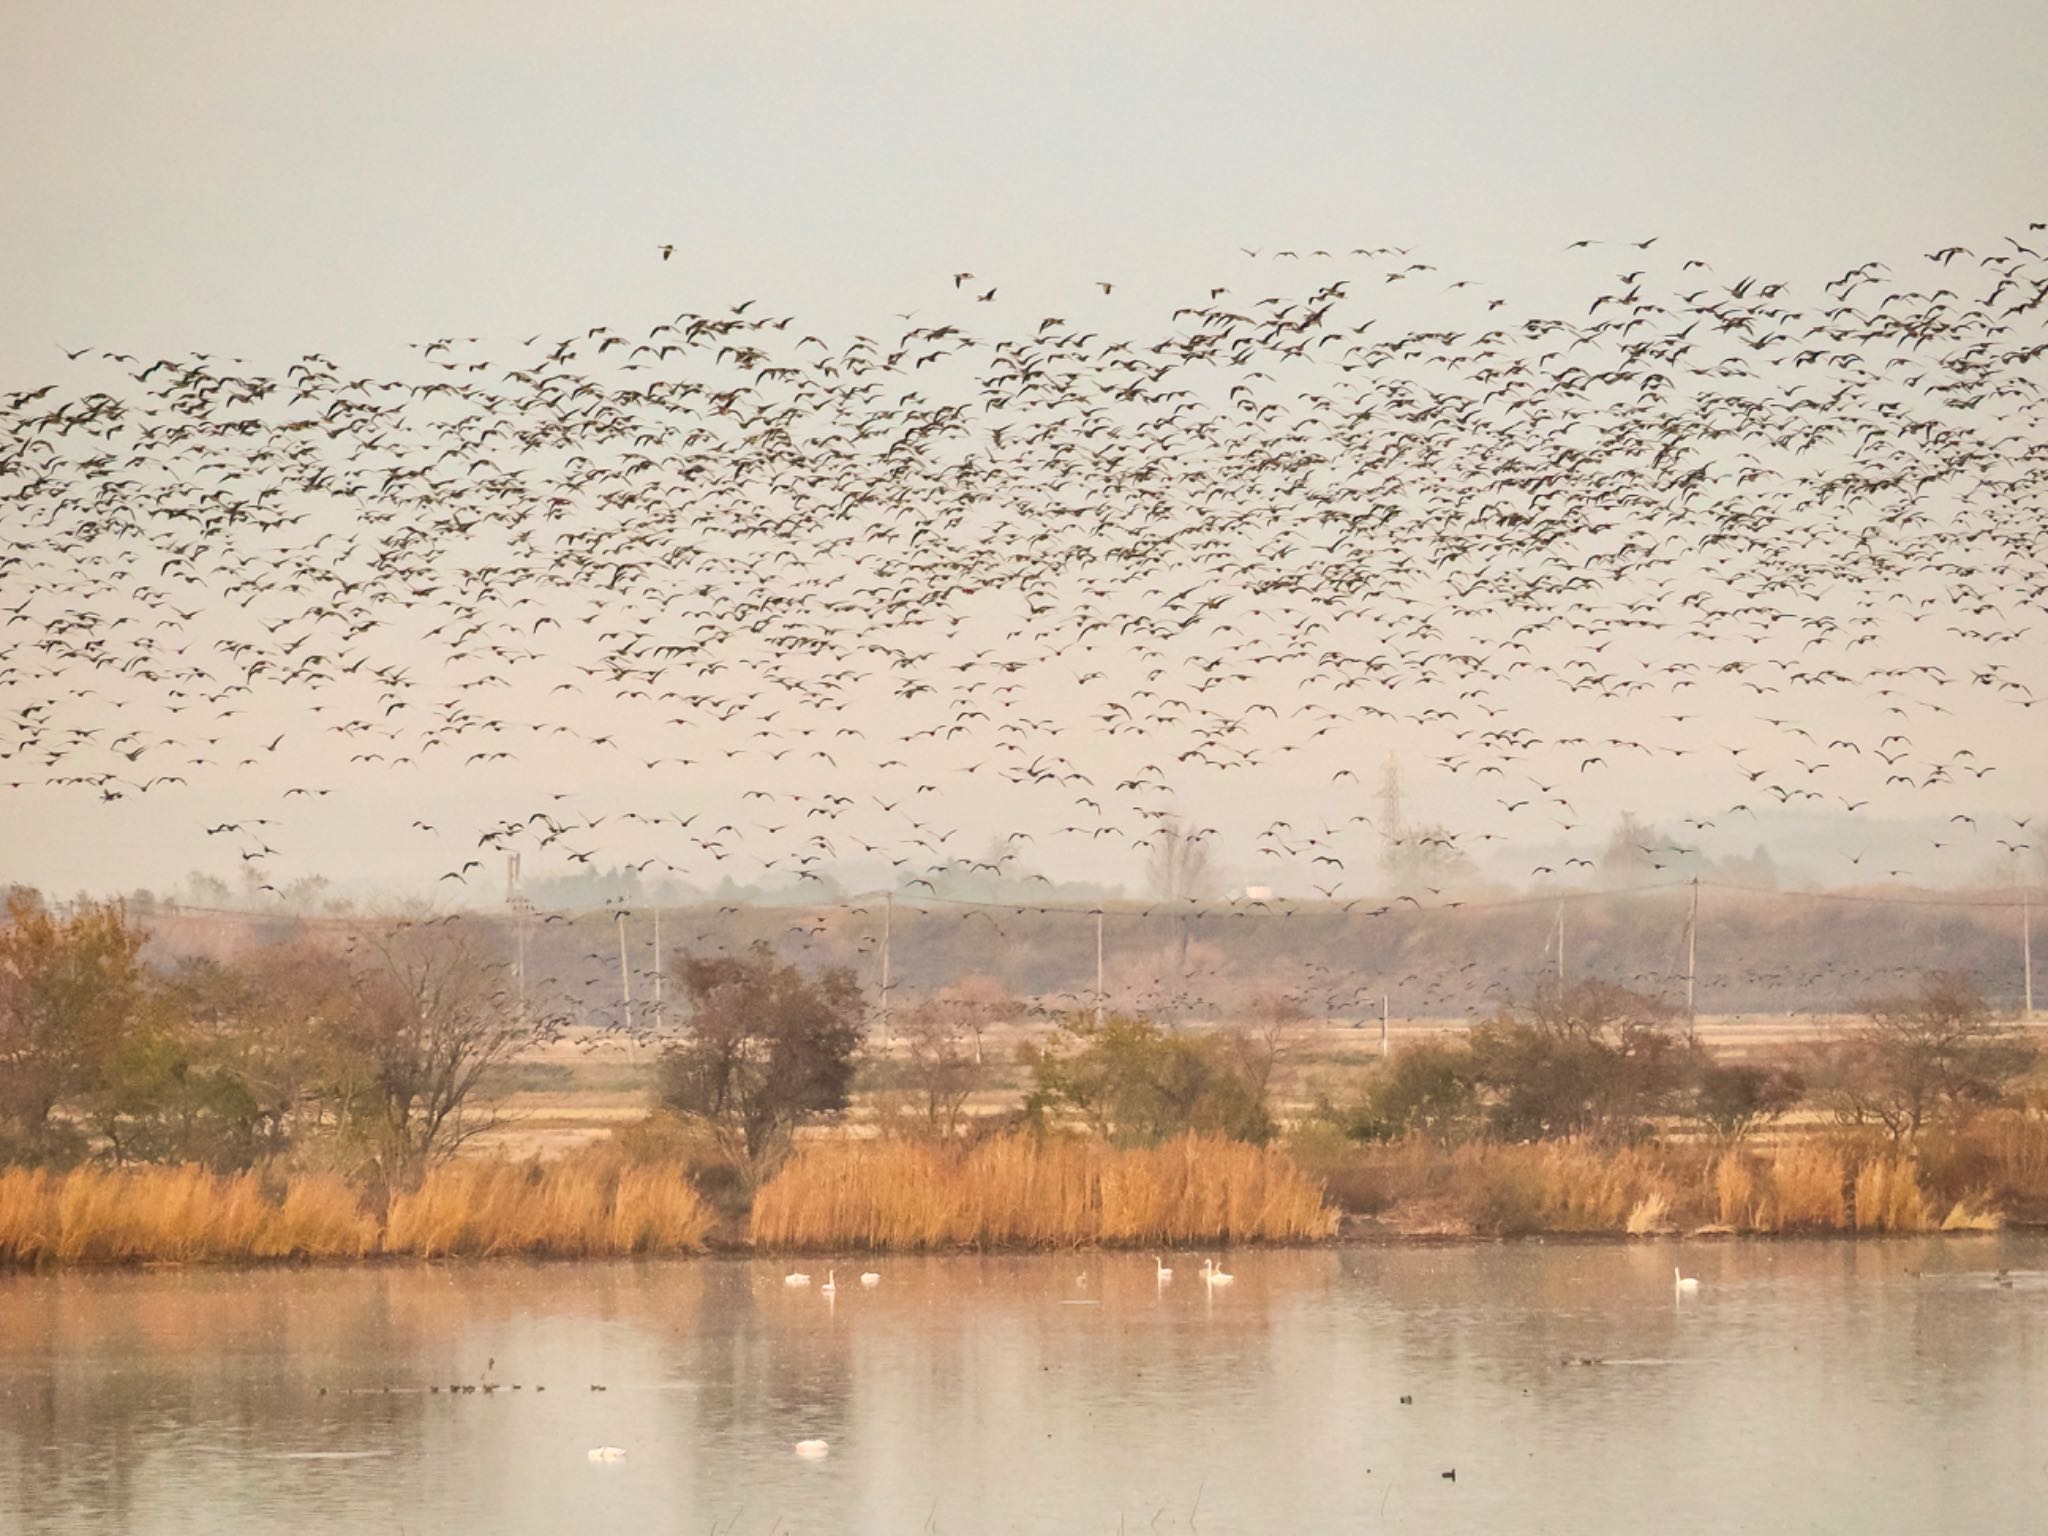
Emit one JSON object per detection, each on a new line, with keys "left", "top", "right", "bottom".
{"left": 4, "top": 1, "right": 2045, "bottom": 915}
{"left": 10, "top": 12, "right": 2048, "bottom": 1536}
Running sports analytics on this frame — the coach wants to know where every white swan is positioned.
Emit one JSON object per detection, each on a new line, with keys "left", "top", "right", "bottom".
{"left": 860, "top": 1271, "right": 881, "bottom": 1287}
{"left": 1155, "top": 1256, "right": 1173, "bottom": 1282}
{"left": 1203, "top": 1257, "right": 1235, "bottom": 1287}
{"left": 820, "top": 1269, "right": 837, "bottom": 1296}
{"left": 784, "top": 1271, "right": 811, "bottom": 1287}
{"left": 1674, "top": 1266, "right": 1700, "bottom": 1295}
{"left": 794, "top": 1439, "right": 830, "bottom": 1458}
{"left": 586, "top": 1446, "right": 627, "bottom": 1463}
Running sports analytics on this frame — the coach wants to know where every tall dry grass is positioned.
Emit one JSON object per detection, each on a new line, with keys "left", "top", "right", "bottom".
{"left": 7, "top": 1111, "right": 2042, "bottom": 1264}
{"left": 383, "top": 1157, "right": 713, "bottom": 1258}
{"left": 1288, "top": 1136, "right": 1700, "bottom": 1236}
{"left": 1442, "top": 1143, "right": 1685, "bottom": 1235}
{"left": 0, "top": 1165, "right": 378, "bottom": 1265}
{"left": 1761, "top": 1143, "right": 1848, "bottom": 1229}
{"left": 1852, "top": 1155, "right": 1929, "bottom": 1231}
{"left": 0, "top": 1154, "right": 710, "bottom": 1268}
{"left": 1292, "top": 1133, "right": 1962, "bottom": 1236}
{"left": 748, "top": 1133, "right": 1337, "bottom": 1250}
{"left": 1921, "top": 1110, "right": 2048, "bottom": 1215}
{"left": 1713, "top": 1152, "right": 1757, "bottom": 1228}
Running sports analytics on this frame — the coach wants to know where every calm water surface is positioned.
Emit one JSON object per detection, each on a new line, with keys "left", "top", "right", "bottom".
{"left": 1, "top": 1237, "right": 2044, "bottom": 1534}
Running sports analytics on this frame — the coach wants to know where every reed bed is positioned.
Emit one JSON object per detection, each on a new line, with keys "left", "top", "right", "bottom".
{"left": 1920, "top": 1110, "right": 2048, "bottom": 1215}
{"left": 1760, "top": 1143, "right": 1848, "bottom": 1230}
{"left": 383, "top": 1159, "right": 714, "bottom": 1258}
{"left": 747, "top": 1133, "right": 1338, "bottom": 1251}
{"left": 6, "top": 1112, "right": 2044, "bottom": 1265}
{"left": 1444, "top": 1143, "right": 1684, "bottom": 1235}
{"left": 0, "top": 1165, "right": 378, "bottom": 1265}
{"left": 1713, "top": 1152, "right": 1757, "bottom": 1228}
{"left": 1853, "top": 1156, "right": 1929, "bottom": 1232}
{"left": 1292, "top": 1134, "right": 1988, "bottom": 1236}
{"left": 0, "top": 1157, "right": 710, "bottom": 1267}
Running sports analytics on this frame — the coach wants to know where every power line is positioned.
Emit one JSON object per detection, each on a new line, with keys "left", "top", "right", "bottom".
{"left": 128, "top": 874, "right": 2043, "bottom": 926}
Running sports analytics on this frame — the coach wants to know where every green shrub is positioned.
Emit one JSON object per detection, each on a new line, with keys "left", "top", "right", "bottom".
{"left": 1021, "top": 1013, "right": 1273, "bottom": 1146}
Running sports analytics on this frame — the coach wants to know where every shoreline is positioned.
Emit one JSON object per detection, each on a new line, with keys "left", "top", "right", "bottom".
{"left": 7, "top": 1125, "right": 2042, "bottom": 1271}
{"left": 2, "top": 1218, "right": 2035, "bottom": 1275}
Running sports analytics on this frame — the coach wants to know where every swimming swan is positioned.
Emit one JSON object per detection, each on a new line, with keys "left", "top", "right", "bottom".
{"left": 821, "top": 1269, "right": 836, "bottom": 1296}
{"left": 1203, "top": 1258, "right": 1235, "bottom": 1287}
{"left": 794, "top": 1439, "right": 831, "bottom": 1458}
{"left": 860, "top": 1271, "right": 881, "bottom": 1287}
{"left": 1155, "top": 1256, "right": 1173, "bottom": 1282}
{"left": 784, "top": 1271, "right": 811, "bottom": 1287}
{"left": 1674, "top": 1266, "right": 1700, "bottom": 1295}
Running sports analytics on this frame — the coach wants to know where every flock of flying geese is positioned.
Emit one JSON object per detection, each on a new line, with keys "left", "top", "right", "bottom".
{"left": 4, "top": 226, "right": 2044, "bottom": 965}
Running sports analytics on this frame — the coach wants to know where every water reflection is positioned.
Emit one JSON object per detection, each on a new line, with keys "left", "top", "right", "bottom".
{"left": 0, "top": 1237, "right": 2042, "bottom": 1534}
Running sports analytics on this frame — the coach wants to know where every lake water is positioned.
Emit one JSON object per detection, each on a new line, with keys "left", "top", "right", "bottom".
{"left": 1, "top": 1237, "right": 2043, "bottom": 1534}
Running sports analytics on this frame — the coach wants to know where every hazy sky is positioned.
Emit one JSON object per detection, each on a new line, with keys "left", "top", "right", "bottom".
{"left": 9, "top": 1, "right": 2048, "bottom": 362}
{"left": 4, "top": 2, "right": 2046, "bottom": 901}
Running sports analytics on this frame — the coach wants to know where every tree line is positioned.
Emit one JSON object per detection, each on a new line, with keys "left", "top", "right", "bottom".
{"left": 4, "top": 888, "right": 2038, "bottom": 1205}
{"left": 0, "top": 890, "right": 533, "bottom": 1190}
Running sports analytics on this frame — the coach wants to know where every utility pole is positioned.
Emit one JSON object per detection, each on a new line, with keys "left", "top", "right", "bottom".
{"left": 1686, "top": 877, "right": 1699, "bottom": 1030}
{"left": 1095, "top": 909, "right": 1106, "bottom": 1027}
{"left": 1381, "top": 993, "right": 1390, "bottom": 1059}
{"left": 1555, "top": 901, "right": 1566, "bottom": 986}
{"left": 507, "top": 853, "right": 526, "bottom": 1018}
{"left": 2025, "top": 888, "right": 2035, "bottom": 1021}
{"left": 517, "top": 899, "right": 529, "bottom": 1020}
{"left": 880, "top": 890, "right": 894, "bottom": 1048}
{"left": 652, "top": 906, "right": 663, "bottom": 1030}
{"left": 615, "top": 910, "right": 631, "bottom": 1034}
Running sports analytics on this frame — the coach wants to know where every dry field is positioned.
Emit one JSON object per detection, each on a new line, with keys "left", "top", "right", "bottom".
{"left": 469, "top": 1010, "right": 2018, "bottom": 1160}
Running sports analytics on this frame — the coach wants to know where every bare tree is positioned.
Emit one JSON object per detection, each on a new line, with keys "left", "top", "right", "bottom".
{"left": 1146, "top": 817, "right": 1214, "bottom": 981}
{"left": 1806, "top": 972, "right": 2032, "bottom": 1144}
{"left": 655, "top": 943, "right": 865, "bottom": 1178}
{"left": 331, "top": 919, "right": 535, "bottom": 1190}
{"left": 1598, "top": 811, "right": 1663, "bottom": 882}
{"left": 169, "top": 937, "right": 359, "bottom": 1161}
{"left": 932, "top": 973, "right": 1010, "bottom": 1066}
{"left": 1145, "top": 816, "right": 1214, "bottom": 901}
{"left": 897, "top": 1000, "right": 985, "bottom": 1139}
{"left": 1225, "top": 990, "right": 1308, "bottom": 1109}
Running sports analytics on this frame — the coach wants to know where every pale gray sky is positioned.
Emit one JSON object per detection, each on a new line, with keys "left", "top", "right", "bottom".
{"left": 4, "top": 2, "right": 2045, "bottom": 901}
{"left": 9, "top": 1, "right": 2047, "bottom": 362}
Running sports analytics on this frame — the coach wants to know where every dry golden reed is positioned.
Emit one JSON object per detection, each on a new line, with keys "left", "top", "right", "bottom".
{"left": 1713, "top": 1153, "right": 1757, "bottom": 1228}
{"left": 0, "top": 1156, "right": 709, "bottom": 1267}
{"left": 1762, "top": 1143, "right": 1848, "bottom": 1229}
{"left": 1938, "top": 1199, "right": 2004, "bottom": 1231}
{"left": 747, "top": 1133, "right": 1337, "bottom": 1251}
{"left": 0, "top": 1165, "right": 376, "bottom": 1265}
{"left": 1299, "top": 1134, "right": 1930, "bottom": 1235}
{"left": 1920, "top": 1110, "right": 2048, "bottom": 1210}
{"left": 1431, "top": 1143, "right": 1682, "bottom": 1235}
{"left": 1852, "top": 1156, "right": 1929, "bottom": 1232}
{"left": 1624, "top": 1191, "right": 1671, "bottom": 1235}
{"left": 382, "top": 1158, "right": 714, "bottom": 1258}
{"left": 257, "top": 1175, "right": 381, "bottom": 1259}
